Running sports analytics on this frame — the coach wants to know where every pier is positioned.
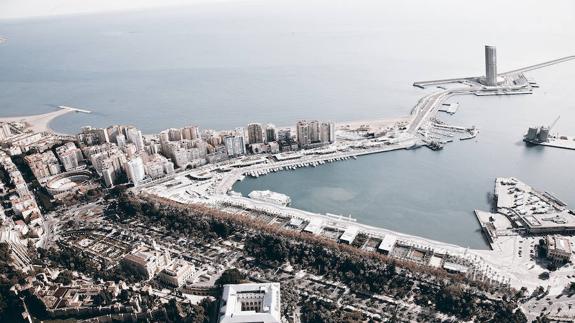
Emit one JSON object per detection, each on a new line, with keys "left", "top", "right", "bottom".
{"left": 58, "top": 105, "right": 92, "bottom": 114}
{"left": 525, "top": 136, "right": 575, "bottom": 150}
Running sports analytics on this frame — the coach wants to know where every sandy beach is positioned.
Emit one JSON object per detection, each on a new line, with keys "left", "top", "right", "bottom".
{"left": 0, "top": 106, "right": 89, "bottom": 133}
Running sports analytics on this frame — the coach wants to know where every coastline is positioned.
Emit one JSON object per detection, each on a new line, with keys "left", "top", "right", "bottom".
{"left": 0, "top": 106, "right": 90, "bottom": 134}
{"left": 1, "top": 107, "right": 410, "bottom": 138}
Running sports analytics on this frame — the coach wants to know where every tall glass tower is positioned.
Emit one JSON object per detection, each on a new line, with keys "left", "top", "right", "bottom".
{"left": 484, "top": 45, "right": 497, "bottom": 86}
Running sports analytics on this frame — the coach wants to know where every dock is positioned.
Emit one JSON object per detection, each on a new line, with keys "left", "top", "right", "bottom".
{"left": 526, "top": 137, "right": 575, "bottom": 150}
{"left": 438, "top": 102, "right": 459, "bottom": 114}
{"left": 524, "top": 133, "right": 575, "bottom": 151}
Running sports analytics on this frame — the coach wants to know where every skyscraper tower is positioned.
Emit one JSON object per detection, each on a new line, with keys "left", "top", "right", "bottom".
{"left": 484, "top": 45, "right": 497, "bottom": 86}
{"left": 296, "top": 120, "right": 311, "bottom": 148}
{"left": 247, "top": 123, "right": 264, "bottom": 144}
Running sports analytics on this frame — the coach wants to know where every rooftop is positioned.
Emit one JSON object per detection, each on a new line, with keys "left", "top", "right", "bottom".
{"left": 219, "top": 283, "right": 281, "bottom": 323}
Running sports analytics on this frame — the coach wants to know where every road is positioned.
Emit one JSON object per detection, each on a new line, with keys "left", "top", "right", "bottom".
{"left": 407, "top": 86, "right": 479, "bottom": 134}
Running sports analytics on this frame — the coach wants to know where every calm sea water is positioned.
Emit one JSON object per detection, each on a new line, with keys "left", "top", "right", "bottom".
{"left": 1, "top": 0, "right": 574, "bottom": 248}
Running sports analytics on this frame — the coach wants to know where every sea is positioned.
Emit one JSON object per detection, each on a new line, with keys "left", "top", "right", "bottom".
{"left": 1, "top": 0, "right": 574, "bottom": 249}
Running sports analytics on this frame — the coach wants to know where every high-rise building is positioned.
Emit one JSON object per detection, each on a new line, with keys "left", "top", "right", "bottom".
{"left": 55, "top": 142, "right": 84, "bottom": 171}
{"left": 265, "top": 124, "right": 277, "bottom": 143}
{"left": 247, "top": 123, "right": 264, "bottom": 144}
{"left": 484, "top": 45, "right": 497, "bottom": 86}
{"left": 168, "top": 128, "right": 183, "bottom": 141}
{"left": 277, "top": 128, "right": 292, "bottom": 142}
{"left": 224, "top": 135, "right": 246, "bottom": 157}
{"left": 309, "top": 120, "right": 320, "bottom": 143}
{"left": 125, "top": 157, "right": 146, "bottom": 186}
{"left": 182, "top": 126, "right": 200, "bottom": 140}
{"left": 77, "top": 126, "right": 109, "bottom": 146}
{"left": 320, "top": 122, "right": 336, "bottom": 144}
{"left": 296, "top": 120, "right": 311, "bottom": 148}
{"left": 125, "top": 127, "right": 144, "bottom": 151}
{"left": 207, "top": 135, "right": 222, "bottom": 147}
{"left": 106, "top": 125, "right": 121, "bottom": 144}
{"left": 116, "top": 134, "right": 126, "bottom": 148}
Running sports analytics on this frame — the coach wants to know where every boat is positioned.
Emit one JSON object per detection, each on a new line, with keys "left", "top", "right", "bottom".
{"left": 426, "top": 141, "right": 444, "bottom": 151}
{"left": 406, "top": 143, "right": 422, "bottom": 150}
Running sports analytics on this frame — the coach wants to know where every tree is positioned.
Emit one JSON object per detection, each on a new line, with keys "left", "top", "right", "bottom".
{"left": 119, "top": 289, "right": 130, "bottom": 302}
{"left": 24, "top": 292, "right": 47, "bottom": 319}
{"left": 215, "top": 268, "right": 244, "bottom": 286}
{"left": 55, "top": 270, "right": 73, "bottom": 285}
{"left": 158, "top": 297, "right": 216, "bottom": 323}
{"left": 0, "top": 243, "right": 10, "bottom": 262}
{"left": 92, "top": 290, "right": 113, "bottom": 306}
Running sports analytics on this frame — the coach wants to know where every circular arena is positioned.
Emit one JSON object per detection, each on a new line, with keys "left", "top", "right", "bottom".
{"left": 46, "top": 170, "right": 92, "bottom": 194}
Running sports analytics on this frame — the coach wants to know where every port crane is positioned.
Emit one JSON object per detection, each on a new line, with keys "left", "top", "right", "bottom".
{"left": 549, "top": 115, "right": 560, "bottom": 133}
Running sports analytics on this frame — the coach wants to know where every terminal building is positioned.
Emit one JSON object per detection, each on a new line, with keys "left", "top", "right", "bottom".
{"left": 219, "top": 283, "right": 281, "bottom": 323}
{"left": 544, "top": 235, "right": 572, "bottom": 265}
{"left": 495, "top": 177, "right": 575, "bottom": 234}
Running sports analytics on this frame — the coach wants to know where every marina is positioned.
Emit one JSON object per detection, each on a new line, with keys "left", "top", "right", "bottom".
{"left": 246, "top": 155, "right": 355, "bottom": 178}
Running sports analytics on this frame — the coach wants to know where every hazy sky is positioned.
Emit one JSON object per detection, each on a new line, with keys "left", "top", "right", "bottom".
{"left": 0, "top": 0, "right": 241, "bottom": 19}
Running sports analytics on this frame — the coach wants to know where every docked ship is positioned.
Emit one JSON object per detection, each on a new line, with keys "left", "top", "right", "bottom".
{"left": 248, "top": 190, "right": 291, "bottom": 206}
